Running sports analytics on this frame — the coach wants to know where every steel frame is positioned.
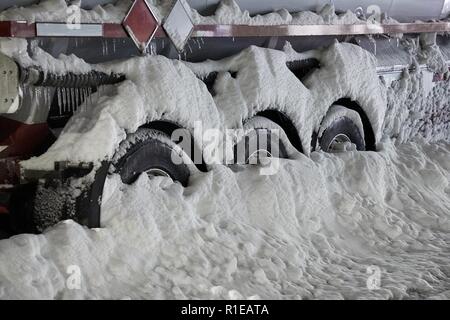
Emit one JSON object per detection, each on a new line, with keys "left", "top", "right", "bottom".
{"left": 0, "top": 21, "right": 449, "bottom": 40}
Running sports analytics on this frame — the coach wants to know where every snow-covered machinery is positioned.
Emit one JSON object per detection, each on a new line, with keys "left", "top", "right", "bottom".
{"left": 0, "top": 0, "right": 449, "bottom": 238}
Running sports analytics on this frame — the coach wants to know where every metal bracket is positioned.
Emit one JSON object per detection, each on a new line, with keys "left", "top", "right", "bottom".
{"left": 22, "top": 161, "right": 94, "bottom": 183}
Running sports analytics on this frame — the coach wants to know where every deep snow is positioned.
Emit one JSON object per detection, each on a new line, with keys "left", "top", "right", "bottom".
{"left": 0, "top": 35, "right": 448, "bottom": 302}
{"left": 0, "top": 0, "right": 394, "bottom": 26}
{"left": 0, "top": 140, "right": 449, "bottom": 299}
{"left": 0, "top": 0, "right": 449, "bottom": 301}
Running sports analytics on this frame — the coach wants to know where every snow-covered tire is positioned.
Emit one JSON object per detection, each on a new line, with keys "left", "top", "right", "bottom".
{"left": 318, "top": 105, "right": 365, "bottom": 152}
{"left": 234, "top": 116, "right": 289, "bottom": 164}
{"left": 33, "top": 128, "right": 191, "bottom": 231}
{"left": 112, "top": 128, "right": 190, "bottom": 186}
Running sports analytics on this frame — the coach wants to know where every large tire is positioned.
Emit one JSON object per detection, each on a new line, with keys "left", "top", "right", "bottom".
{"left": 33, "top": 128, "right": 190, "bottom": 231}
{"left": 319, "top": 116, "right": 365, "bottom": 152}
{"left": 234, "top": 116, "right": 289, "bottom": 165}
{"left": 114, "top": 129, "right": 190, "bottom": 186}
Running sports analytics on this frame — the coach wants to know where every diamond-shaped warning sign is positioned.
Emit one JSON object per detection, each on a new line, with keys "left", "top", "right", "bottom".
{"left": 123, "top": 0, "right": 160, "bottom": 52}
{"left": 163, "top": 0, "right": 194, "bottom": 52}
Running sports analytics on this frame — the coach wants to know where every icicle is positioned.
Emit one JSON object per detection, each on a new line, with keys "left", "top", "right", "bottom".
{"left": 35, "top": 87, "right": 42, "bottom": 104}
{"left": 67, "top": 87, "right": 72, "bottom": 112}
{"left": 43, "top": 87, "right": 47, "bottom": 107}
{"left": 75, "top": 88, "right": 80, "bottom": 113}
{"left": 47, "top": 88, "right": 51, "bottom": 108}
{"left": 61, "top": 87, "right": 67, "bottom": 112}
{"left": 57, "top": 88, "right": 62, "bottom": 115}
{"left": 112, "top": 38, "right": 116, "bottom": 53}
{"left": 71, "top": 88, "right": 76, "bottom": 112}
{"left": 102, "top": 40, "right": 106, "bottom": 56}
{"left": 88, "top": 87, "right": 93, "bottom": 110}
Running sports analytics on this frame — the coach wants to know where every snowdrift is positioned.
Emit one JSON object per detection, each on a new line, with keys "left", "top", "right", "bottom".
{"left": 0, "top": 140, "right": 449, "bottom": 299}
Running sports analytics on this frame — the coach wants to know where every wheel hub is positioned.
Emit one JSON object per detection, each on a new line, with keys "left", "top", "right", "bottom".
{"left": 144, "top": 168, "right": 172, "bottom": 179}
{"left": 247, "top": 149, "right": 272, "bottom": 166}
{"left": 326, "top": 134, "right": 352, "bottom": 152}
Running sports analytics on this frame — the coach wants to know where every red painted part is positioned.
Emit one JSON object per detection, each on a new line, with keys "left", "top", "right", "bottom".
{"left": 0, "top": 21, "right": 36, "bottom": 37}
{"left": 0, "top": 116, "right": 51, "bottom": 159}
{"left": 0, "top": 205, "right": 9, "bottom": 215}
{"left": 122, "top": 0, "right": 160, "bottom": 46}
{"left": 103, "top": 23, "right": 127, "bottom": 38}
{"left": 103, "top": 23, "right": 166, "bottom": 39}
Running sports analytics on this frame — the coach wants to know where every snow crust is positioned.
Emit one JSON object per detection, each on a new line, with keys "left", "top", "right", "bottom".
{"left": 0, "top": 0, "right": 133, "bottom": 23}
{"left": 383, "top": 70, "right": 450, "bottom": 144}
{"left": 1, "top": 140, "right": 450, "bottom": 299}
{"left": 0, "top": 0, "right": 396, "bottom": 26}
{"left": 19, "top": 40, "right": 386, "bottom": 170}
{"left": 190, "top": 1, "right": 371, "bottom": 26}
{"left": 0, "top": 1, "right": 448, "bottom": 301}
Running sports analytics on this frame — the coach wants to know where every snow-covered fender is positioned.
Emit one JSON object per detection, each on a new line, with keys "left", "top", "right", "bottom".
{"left": 21, "top": 55, "right": 221, "bottom": 171}
{"left": 189, "top": 43, "right": 386, "bottom": 156}
{"left": 301, "top": 42, "right": 387, "bottom": 152}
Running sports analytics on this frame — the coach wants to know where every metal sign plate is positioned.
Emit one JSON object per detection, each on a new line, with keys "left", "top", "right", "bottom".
{"left": 122, "top": 0, "right": 160, "bottom": 52}
{"left": 163, "top": 0, "right": 194, "bottom": 52}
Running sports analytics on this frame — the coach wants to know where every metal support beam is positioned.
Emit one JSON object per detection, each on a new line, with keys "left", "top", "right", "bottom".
{"left": 0, "top": 20, "right": 449, "bottom": 39}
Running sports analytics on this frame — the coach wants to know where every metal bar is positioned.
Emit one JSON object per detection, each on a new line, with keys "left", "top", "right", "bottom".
{"left": 36, "top": 23, "right": 103, "bottom": 37}
{"left": 192, "top": 22, "right": 450, "bottom": 38}
{"left": 0, "top": 21, "right": 35, "bottom": 37}
{"left": 0, "top": 21, "right": 449, "bottom": 39}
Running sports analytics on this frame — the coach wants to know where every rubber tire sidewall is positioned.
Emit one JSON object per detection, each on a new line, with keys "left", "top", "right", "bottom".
{"left": 319, "top": 116, "right": 365, "bottom": 152}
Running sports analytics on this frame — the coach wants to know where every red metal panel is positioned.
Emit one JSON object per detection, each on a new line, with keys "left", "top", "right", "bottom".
{"left": 10, "top": 21, "right": 36, "bottom": 37}
{"left": 0, "top": 116, "right": 51, "bottom": 158}
{"left": 0, "top": 21, "right": 12, "bottom": 37}
{"left": 0, "top": 21, "right": 36, "bottom": 37}
{"left": 103, "top": 23, "right": 128, "bottom": 38}
{"left": 122, "top": 0, "right": 159, "bottom": 49}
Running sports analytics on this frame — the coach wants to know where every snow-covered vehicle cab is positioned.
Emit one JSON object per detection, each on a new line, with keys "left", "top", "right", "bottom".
{"left": 0, "top": 0, "right": 449, "bottom": 238}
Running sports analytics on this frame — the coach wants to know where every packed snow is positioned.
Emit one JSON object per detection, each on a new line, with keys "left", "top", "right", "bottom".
{"left": 1, "top": 139, "right": 449, "bottom": 299}
{"left": 0, "top": 0, "right": 396, "bottom": 26}
{"left": 0, "top": 41, "right": 449, "bottom": 299}
{"left": 0, "top": 0, "right": 449, "bottom": 301}
{"left": 189, "top": 0, "right": 394, "bottom": 26}
{"left": 19, "top": 40, "right": 386, "bottom": 170}
{"left": 0, "top": 0, "right": 132, "bottom": 23}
